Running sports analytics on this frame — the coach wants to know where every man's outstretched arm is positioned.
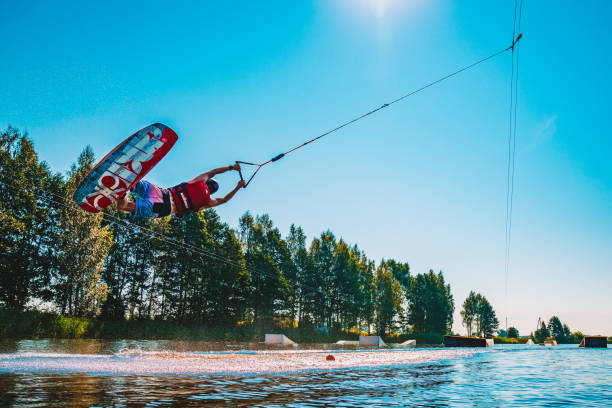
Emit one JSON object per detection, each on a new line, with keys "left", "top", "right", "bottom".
{"left": 206, "top": 180, "right": 246, "bottom": 208}
{"left": 191, "top": 163, "right": 241, "bottom": 183}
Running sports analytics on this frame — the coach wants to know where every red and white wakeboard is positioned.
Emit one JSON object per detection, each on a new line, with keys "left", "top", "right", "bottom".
{"left": 73, "top": 123, "right": 178, "bottom": 213}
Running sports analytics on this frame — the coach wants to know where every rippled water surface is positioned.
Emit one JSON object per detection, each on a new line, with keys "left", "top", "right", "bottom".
{"left": 0, "top": 340, "right": 610, "bottom": 407}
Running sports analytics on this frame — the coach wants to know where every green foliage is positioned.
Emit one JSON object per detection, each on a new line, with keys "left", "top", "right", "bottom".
{"left": 406, "top": 270, "right": 454, "bottom": 334}
{"left": 0, "top": 307, "right": 451, "bottom": 344}
{"left": 460, "top": 291, "right": 498, "bottom": 337}
{"left": 533, "top": 316, "right": 573, "bottom": 344}
{"left": 383, "top": 259, "right": 411, "bottom": 291}
{"left": 0, "top": 127, "right": 62, "bottom": 308}
{"left": 478, "top": 298, "right": 499, "bottom": 337}
{"left": 2, "top": 127, "right": 462, "bottom": 343}
{"left": 493, "top": 336, "right": 529, "bottom": 344}
{"left": 53, "top": 147, "right": 112, "bottom": 317}
{"left": 570, "top": 331, "right": 585, "bottom": 344}
{"left": 240, "top": 214, "right": 291, "bottom": 324}
{"left": 460, "top": 291, "right": 479, "bottom": 336}
{"left": 533, "top": 319, "right": 550, "bottom": 343}
{"left": 507, "top": 326, "right": 519, "bottom": 338}
{"left": 309, "top": 230, "right": 336, "bottom": 328}
{"left": 358, "top": 257, "right": 376, "bottom": 333}
{"left": 400, "top": 331, "right": 445, "bottom": 345}
{"left": 548, "top": 316, "right": 571, "bottom": 343}
{"left": 0, "top": 308, "right": 92, "bottom": 339}
{"left": 380, "top": 259, "right": 410, "bottom": 330}
{"left": 374, "top": 263, "right": 403, "bottom": 336}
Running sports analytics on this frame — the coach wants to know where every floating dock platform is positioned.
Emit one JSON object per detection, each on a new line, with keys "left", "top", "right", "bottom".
{"left": 444, "top": 335, "right": 494, "bottom": 347}
{"left": 579, "top": 336, "right": 608, "bottom": 348}
{"left": 359, "top": 336, "right": 385, "bottom": 346}
{"left": 264, "top": 334, "right": 296, "bottom": 345}
{"left": 335, "top": 340, "right": 359, "bottom": 346}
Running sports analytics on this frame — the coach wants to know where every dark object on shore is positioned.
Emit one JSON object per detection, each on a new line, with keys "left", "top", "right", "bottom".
{"left": 326, "top": 354, "right": 335, "bottom": 361}
{"left": 444, "top": 335, "right": 494, "bottom": 347}
{"left": 579, "top": 336, "right": 608, "bottom": 348}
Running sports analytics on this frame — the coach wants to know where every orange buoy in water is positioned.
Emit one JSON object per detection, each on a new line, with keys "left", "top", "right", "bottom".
{"left": 326, "top": 354, "right": 335, "bottom": 361}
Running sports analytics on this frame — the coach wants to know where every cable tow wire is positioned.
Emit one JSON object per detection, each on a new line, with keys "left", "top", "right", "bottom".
{"left": 236, "top": 36, "right": 523, "bottom": 187}
{"left": 504, "top": 0, "right": 524, "bottom": 332}
{"left": 0, "top": 178, "right": 327, "bottom": 296}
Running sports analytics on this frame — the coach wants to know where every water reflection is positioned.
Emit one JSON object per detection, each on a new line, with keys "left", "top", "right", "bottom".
{"left": 0, "top": 364, "right": 455, "bottom": 407}
{"left": 0, "top": 342, "right": 610, "bottom": 407}
{"left": 0, "top": 338, "right": 443, "bottom": 356}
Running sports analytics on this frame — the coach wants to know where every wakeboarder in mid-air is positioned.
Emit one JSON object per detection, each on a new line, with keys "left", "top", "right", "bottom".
{"left": 117, "top": 163, "right": 246, "bottom": 218}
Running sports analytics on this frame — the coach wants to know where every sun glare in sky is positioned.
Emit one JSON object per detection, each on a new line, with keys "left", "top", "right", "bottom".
{"left": 335, "top": 0, "right": 427, "bottom": 50}
{"left": 340, "top": 0, "right": 425, "bottom": 21}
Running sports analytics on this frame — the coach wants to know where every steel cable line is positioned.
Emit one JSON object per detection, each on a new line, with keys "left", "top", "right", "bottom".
{"left": 1, "top": 179, "right": 234, "bottom": 266}
{"left": 0, "top": 178, "right": 327, "bottom": 295}
{"left": 236, "top": 37, "right": 522, "bottom": 187}
{"left": 504, "top": 0, "right": 524, "bottom": 331}
{"left": 2, "top": 35, "right": 524, "bottom": 303}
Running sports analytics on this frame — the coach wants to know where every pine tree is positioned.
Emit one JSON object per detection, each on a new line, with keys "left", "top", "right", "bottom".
{"left": 262, "top": 222, "right": 295, "bottom": 321}
{"left": 0, "top": 128, "right": 62, "bottom": 308}
{"left": 239, "top": 213, "right": 289, "bottom": 325}
{"left": 287, "top": 224, "right": 307, "bottom": 326}
{"left": 534, "top": 319, "right": 550, "bottom": 343}
{"left": 100, "top": 209, "right": 131, "bottom": 320}
{"left": 374, "top": 263, "right": 403, "bottom": 336}
{"left": 339, "top": 244, "right": 362, "bottom": 331}
{"left": 310, "top": 231, "right": 336, "bottom": 329}
{"left": 358, "top": 256, "right": 376, "bottom": 334}
{"left": 407, "top": 270, "right": 454, "bottom": 334}
{"left": 548, "top": 316, "right": 571, "bottom": 343}
{"left": 199, "top": 209, "right": 249, "bottom": 326}
{"left": 507, "top": 326, "right": 519, "bottom": 338}
{"left": 53, "top": 147, "right": 112, "bottom": 316}
{"left": 381, "top": 259, "right": 410, "bottom": 328}
{"left": 144, "top": 216, "right": 172, "bottom": 318}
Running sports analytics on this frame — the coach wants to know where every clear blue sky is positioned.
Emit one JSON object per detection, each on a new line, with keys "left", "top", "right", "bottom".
{"left": 2, "top": 0, "right": 611, "bottom": 336}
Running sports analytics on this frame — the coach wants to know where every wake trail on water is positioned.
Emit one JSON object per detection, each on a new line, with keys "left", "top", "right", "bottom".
{"left": 0, "top": 348, "right": 485, "bottom": 375}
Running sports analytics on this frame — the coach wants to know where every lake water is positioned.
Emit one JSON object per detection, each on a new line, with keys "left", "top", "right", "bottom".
{"left": 0, "top": 340, "right": 610, "bottom": 407}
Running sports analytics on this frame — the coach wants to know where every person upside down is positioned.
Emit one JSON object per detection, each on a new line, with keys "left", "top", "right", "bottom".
{"left": 117, "top": 163, "right": 246, "bottom": 218}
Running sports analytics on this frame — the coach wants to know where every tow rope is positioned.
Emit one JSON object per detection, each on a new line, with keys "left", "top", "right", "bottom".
{"left": 235, "top": 34, "right": 523, "bottom": 187}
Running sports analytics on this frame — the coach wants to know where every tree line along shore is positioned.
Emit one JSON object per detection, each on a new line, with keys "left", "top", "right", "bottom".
{"left": 1, "top": 127, "right": 606, "bottom": 344}
{"left": 3, "top": 307, "right": 605, "bottom": 345}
